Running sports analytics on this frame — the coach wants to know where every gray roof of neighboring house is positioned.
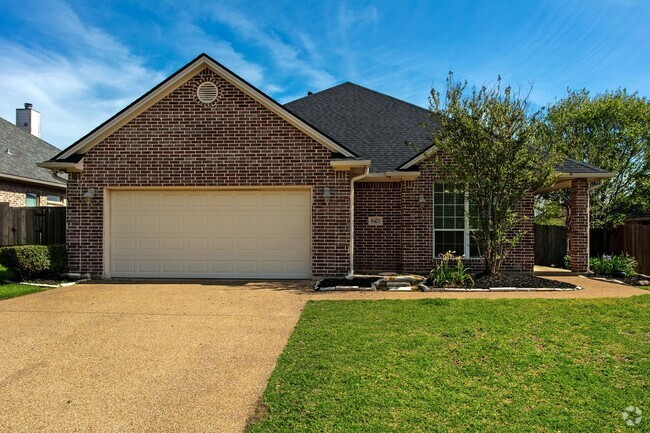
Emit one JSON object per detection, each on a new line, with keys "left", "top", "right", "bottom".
{"left": 0, "top": 117, "right": 66, "bottom": 186}
{"left": 285, "top": 82, "right": 610, "bottom": 176}
{"left": 285, "top": 82, "right": 433, "bottom": 173}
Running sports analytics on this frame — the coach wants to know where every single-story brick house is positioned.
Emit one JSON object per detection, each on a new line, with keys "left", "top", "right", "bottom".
{"left": 40, "top": 54, "right": 611, "bottom": 279}
{"left": 1, "top": 111, "right": 66, "bottom": 207}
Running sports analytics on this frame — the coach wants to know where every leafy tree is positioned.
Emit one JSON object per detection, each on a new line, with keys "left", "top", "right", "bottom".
{"left": 543, "top": 89, "right": 650, "bottom": 228}
{"left": 424, "top": 73, "right": 564, "bottom": 275}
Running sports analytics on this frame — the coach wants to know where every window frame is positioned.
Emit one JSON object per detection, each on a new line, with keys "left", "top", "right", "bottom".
{"left": 432, "top": 182, "right": 479, "bottom": 258}
{"left": 25, "top": 192, "right": 38, "bottom": 207}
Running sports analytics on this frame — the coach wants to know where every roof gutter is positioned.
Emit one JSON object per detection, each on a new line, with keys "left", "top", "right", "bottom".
{"left": 346, "top": 166, "right": 370, "bottom": 279}
{"left": 0, "top": 172, "right": 66, "bottom": 189}
{"left": 37, "top": 160, "right": 84, "bottom": 172}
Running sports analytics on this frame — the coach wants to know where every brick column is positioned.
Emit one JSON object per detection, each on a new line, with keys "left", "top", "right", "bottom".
{"left": 569, "top": 178, "right": 589, "bottom": 273}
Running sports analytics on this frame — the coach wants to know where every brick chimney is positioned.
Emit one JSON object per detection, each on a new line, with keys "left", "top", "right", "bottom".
{"left": 16, "top": 103, "right": 41, "bottom": 138}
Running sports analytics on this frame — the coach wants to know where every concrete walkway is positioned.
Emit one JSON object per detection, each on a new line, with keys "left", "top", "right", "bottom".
{"left": 0, "top": 276, "right": 645, "bottom": 432}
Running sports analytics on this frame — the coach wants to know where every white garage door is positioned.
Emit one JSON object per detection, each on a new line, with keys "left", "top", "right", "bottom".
{"left": 109, "top": 189, "right": 311, "bottom": 279}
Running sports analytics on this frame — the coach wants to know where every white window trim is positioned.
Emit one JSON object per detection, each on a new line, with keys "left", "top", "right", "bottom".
{"left": 432, "top": 184, "right": 478, "bottom": 258}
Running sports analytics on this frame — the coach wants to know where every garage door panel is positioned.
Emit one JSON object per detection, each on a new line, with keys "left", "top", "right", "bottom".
{"left": 113, "top": 215, "right": 136, "bottom": 231}
{"left": 187, "top": 261, "right": 208, "bottom": 273}
{"left": 186, "top": 238, "right": 209, "bottom": 251}
{"left": 113, "top": 260, "right": 135, "bottom": 273}
{"left": 113, "top": 237, "right": 135, "bottom": 251}
{"left": 138, "top": 238, "right": 159, "bottom": 250}
{"left": 184, "top": 215, "right": 208, "bottom": 232}
{"left": 162, "top": 194, "right": 185, "bottom": 207}
{"left": 137, "top": 215, "right": 160, "bottom": 232}
{"left": 163, "top": 261, "right": 183, "bottom": 273}
{"left": 139, "top": 261, "right": 159, "bottom": 273}
{"left": 110, "top": 190, "right": 310, "bottom": 278}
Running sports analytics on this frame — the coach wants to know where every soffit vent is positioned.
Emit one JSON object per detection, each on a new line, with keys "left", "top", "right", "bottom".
{"left": 197, "top": 82, "right": 218, "bottom": 104}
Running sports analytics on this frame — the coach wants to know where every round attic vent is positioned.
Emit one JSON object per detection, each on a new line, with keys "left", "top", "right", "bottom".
{"left": 197, "top": 82, "right": 218, "bottom": 103}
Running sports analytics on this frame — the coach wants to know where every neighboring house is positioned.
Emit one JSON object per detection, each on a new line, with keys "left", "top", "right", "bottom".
{"left": 40, "top": 54, "right": 610, "bottom": 279}
{"left": 0, "top": 105, "right": 66, "bottom": 207}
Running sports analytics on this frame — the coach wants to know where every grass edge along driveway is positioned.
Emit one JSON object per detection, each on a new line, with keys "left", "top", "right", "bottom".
{"left": 248, "top": 296, "right": 650, "bottom": 433}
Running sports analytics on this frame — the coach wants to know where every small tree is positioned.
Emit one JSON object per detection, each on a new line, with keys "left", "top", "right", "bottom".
{"left": 424, "top": 73, "right": 564, "bottom": 275}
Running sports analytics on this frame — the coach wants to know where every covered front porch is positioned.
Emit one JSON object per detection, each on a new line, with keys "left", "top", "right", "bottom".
{"left": 534, "top": 162, "right": 613, "bottom": 273}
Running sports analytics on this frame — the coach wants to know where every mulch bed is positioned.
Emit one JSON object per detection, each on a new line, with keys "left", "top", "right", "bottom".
{"left": 425, "top": 274, "right": 577, "bottom": 289}
{"left": 317, "top": 277, "right": 379, "bottom": 288}
{"left": 590, "top": 274, "right": 650, "bottom": 286}
{"left": 472, "top": 274, "right": 577, "bottom": 289}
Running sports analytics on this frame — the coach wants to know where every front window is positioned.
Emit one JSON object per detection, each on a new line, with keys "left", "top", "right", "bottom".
{"left": 433, "top": 182, "right": 479, "bottom": 257}
{"left": 25, "top": 193, "right": 38, "bottom": 207}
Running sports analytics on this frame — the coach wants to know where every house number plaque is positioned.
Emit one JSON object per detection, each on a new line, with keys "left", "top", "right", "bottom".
{"left": 368, "top": 216, "right": 383, "bottom": 226}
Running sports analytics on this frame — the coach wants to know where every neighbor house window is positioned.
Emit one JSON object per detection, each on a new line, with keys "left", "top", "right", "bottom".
{"left": 47, "top": 195, "right": 62, "bottom": 203}
{"left": 25, "top": 193, "right": 38, "bottom": 207}
{"left": 433, "top": 182, "right": 479, "bottom": 257}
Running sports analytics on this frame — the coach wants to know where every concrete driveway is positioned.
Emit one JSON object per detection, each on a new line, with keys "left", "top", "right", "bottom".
{"left": 0, "top": 281, "right": 312, "bottom": 433}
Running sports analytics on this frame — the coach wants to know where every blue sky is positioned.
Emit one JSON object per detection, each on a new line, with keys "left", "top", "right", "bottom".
{"left": 0, "top": 0, "right": 648, "bottom": 149}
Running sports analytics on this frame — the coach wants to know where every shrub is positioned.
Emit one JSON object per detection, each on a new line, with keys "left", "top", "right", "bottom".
{"left": 429, "top": 251, "right": 474, "bottom": 287}
{"left": 0, "top": 245, "right": 67, "bottom": 281}
{"left": 589, "top": 253, "right": 637, "bottom": 276}
{"left": 563, "top": 254, "right": 571, "bottom": 270}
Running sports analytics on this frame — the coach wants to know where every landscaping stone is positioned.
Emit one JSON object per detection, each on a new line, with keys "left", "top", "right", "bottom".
{"left": 393, "top": 276, "right": 422, "bottom": 284}
{"left": 388, "top": 286, "right": 413, "bottom": 292}
{"left": 387, "top": 282, "right": 411, "bottom": 288}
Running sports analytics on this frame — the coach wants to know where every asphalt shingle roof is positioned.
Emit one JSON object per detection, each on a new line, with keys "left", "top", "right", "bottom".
{"left": 285, "top": 82, "right": 432, "bottom": 173}
{"left": 0, "top": 117, "right": 66, "bottom": 185}
{"left": 557, "top": 159, "right": 610, "bottom": 174}
{"left": 285, "top": 82, "right": 610, "bottom": 176}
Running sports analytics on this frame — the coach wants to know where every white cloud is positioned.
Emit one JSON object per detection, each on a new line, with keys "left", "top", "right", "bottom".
{"left": 209, "top": 7, "right": 337, "bottom": 89}
{"left": 0, "top": 1, "right": 164, "bottom": 149}
{"left": 165, "top": 19, "right": 267, "bottom": 87}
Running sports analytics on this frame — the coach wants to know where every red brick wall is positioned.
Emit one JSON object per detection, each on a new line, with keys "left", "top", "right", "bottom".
{"left": 355, "top": 162, "right": 535, "bottom": 273}
{"left": 0, "top": 179, "right": 66, "bottom": 207}
{"left": 66, "top": 67, "right": 350, "bottom": 277}
{"left": 569, "top": 178, "right": 589, "bottom": 272}
{"left": 354, "top": 182, "right": 402, "bottom": 272}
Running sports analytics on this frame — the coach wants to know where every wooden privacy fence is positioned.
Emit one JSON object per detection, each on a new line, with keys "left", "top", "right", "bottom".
{"left": 0, "top": 203, "right": 66, "bottom": 246}
{"left": 618, "top": 224, "right": 650, "bottom": 276}
{"left": 534, "top": 225, "right": 567, "bottom": 267}
{"left": 534, "top": 223, "right": 650, "bottom": 275}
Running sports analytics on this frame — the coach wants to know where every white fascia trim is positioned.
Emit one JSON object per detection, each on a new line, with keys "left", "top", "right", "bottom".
{"left": 330, "top": 160, "right": 371, "bottom": 171}
{"left": 535, "top": 172, "right": 614, "bottom": 193}
{"left": 555, "top": 172, "right": 614, "bottom": 180}
{"left": 398, "top": 146, "right": 436, "bottom": 170}
{"left": 58, "top": 56, "right": 355, "bottom": 160}
{"left": 359, "top": 171, "right": 421, "bottom": 182}
{"left": 37, "top": 161, "right": 84, "bottom": 172}
{"left": 385, "top": 171, "right": 421, "bottom": 180}
{"left": 0, "top": 172, "right": 67, "bottom": 189}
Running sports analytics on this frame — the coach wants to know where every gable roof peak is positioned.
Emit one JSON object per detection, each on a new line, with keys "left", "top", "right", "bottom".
{"left": 43, "top": 53, "right": 357, "bottom": 167}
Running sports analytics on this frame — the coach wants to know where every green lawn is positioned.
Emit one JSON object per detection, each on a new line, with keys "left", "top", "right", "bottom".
{"left": 248, "top": 297, "right": 650, "bottom": 433}
{"left": 0, "top": 265, "right": 47, "bottom": 300}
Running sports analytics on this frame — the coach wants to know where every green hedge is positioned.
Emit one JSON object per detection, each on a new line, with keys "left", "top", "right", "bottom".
{"left": 0, "top": 245, "right": 67, "bottom": 281}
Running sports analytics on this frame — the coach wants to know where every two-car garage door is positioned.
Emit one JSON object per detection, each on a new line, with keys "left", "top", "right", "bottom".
{"left": 108, "top": 189, "right": 311, "bottom": 279}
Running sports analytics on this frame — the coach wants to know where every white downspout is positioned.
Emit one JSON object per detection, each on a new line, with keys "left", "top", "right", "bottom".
{"left": 48, "top": 169, "right": 68, "bottom": 184}
{"left": 346, "top": 166, "right": 369, "bottom": 279}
